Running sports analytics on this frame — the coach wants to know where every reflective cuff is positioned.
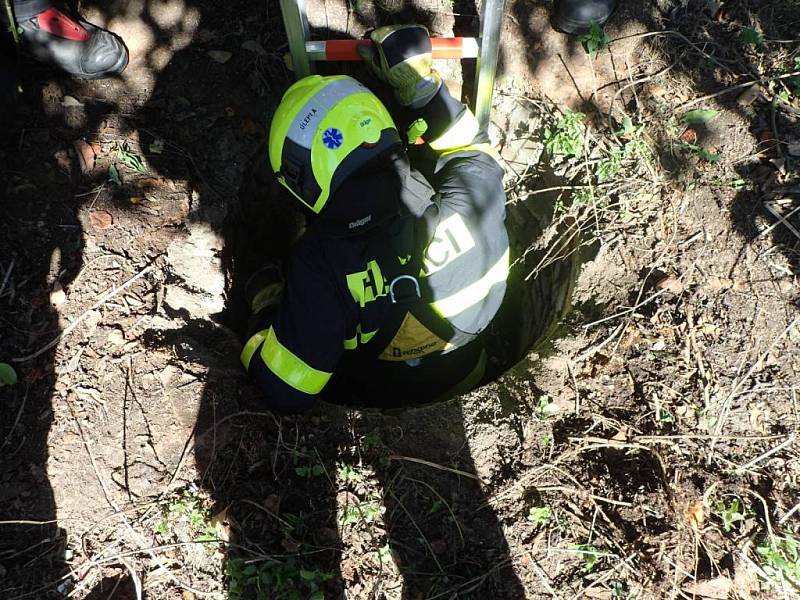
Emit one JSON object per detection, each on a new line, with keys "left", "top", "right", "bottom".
{"left": 261, "top": 327, "right": 332, "bottom": 395}
{"left": 343, "top": 325, "right": 378, "bottom": 350}
{"left": 240, "top": 329, "right": 270, "bottom": 370}
{"left": 431, "top": 248, "right": 509, "bottom": 318}
{"left": 439, "top": 142, "right": 502, "bottom": 165}
{"left": 428, "top": 109, "right": 480, "bottom": 151}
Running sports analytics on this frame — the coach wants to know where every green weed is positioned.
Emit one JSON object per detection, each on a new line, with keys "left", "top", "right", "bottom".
{"left": 537, "top": 395, "right": 559, "bottom": 419}
{"left": 570, "top": 543, "right": 603, "bottom": 573}
{"left": 655, "top": 405, "right": 674, "bottom": 426}
{"left": 0, "top": 362, "right": 17, "bottom": 386}
{"left": 611, "top": 580, "right": 630, "bottom": 599}
{"left": 577, "top": 22, "right": 610, "bottom": 59}
{"left": 338, "top": 463, "right": 365, "bottom": 484}
{"left": 756, "top": 534, "right": 800, "bottom": 585}
{"left": 740, "top": 26, "right": 763, "bottom": 48}
{"left": 681, "top": 109, "right": 719, "bottom": 125}
{"left": 341, "top": 497, "right": 381, "bottom": 526}
{"left": 227, "top": 557, "right": 332, "bottom": 600}
{"left": 715, "top": 497, "right": 747, "bottom": 533}
{"left": 292, "top": 447, "right": 326, "bottom": 478}
{"left": 295, "top": 464, "right": 325, "bottom": 478}
{"left": 155, "top": 489, "right": 215, "bottom": 541}
{"left": 527, "top": 506, "right": 551, "bottom": 526}
{"left": 678, "top": 141, "right": 721, "bottom": 163}
{"left": 597, "top": 147, "right": 624, "bottom": 182}
{"left": 115, "top": 141, "right": 146, "bottom": 173}
{"left": 544, "top": 111, "right": 586, "bottom": 159}
{"left": 108, "top": 164, "right": 121, "bottom": 185}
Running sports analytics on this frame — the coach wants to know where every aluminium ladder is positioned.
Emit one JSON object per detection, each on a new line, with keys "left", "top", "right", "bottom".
{"left": 278, "top": 0, "right": 506, "bottom": 129}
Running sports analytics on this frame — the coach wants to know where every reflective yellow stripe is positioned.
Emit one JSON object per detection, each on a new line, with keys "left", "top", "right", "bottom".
{"left": 343, "top": 325, "right": 378, "bottom": 350}
{"left": 431, "top": 248, "right": 509, "bottom": 318}
{"left": 240, "top": 329, "right": 270, "bottom": 370}
{"left": 439, "top": 142, "right": 502, "bottom": 164}
{"left": 261, "top": 327, "right": 331, "bottom": 395}
{"left": 429, "top": 109, "right": 480, "bottom": 151}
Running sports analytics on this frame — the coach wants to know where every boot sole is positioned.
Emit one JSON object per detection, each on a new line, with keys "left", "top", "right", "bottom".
{"left": 552, "top": 8, "right": 616, "bottom": 35}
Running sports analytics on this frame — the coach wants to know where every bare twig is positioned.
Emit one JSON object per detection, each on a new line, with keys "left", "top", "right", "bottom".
{"left": 676, "top": 71, "right": 800, "bottom": 111}
{"left": 736, "top": 433, "right": 796, "bottom": 473}
{"left": 710, "top": 316, "right": 799, "bottom": 455}
{"left": 0, "top": 257, "right": 14, "bottom": 297}
{"left": 764, "top": 201, "right": 800, "bottom": 241}
{"left": 388, "top": 454, "right": 483, "bottom": 483}
{"left": 13, "top": 264, "right": 154, "bottom": 362}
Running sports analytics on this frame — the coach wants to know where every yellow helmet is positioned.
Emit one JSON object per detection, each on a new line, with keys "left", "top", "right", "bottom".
{"left": 268, "top": 75, "right": 400, "bottom": 214}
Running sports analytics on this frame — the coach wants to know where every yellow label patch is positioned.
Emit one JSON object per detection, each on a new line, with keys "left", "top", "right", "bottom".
{"left": 423, "top": 214, "right": 475, "bottom": 275}
{"left": 346, "top": 260, "right": 388, "bottom": 307}
{"left": 379, "top": 312, "right": 452, "bottom": 361}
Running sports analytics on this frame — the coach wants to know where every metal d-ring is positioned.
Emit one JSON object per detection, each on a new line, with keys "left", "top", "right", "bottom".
{"left": 389, "top": 275, "right": 421, "bottom": 304}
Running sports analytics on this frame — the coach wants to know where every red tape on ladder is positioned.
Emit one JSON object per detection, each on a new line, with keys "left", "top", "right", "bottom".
{"left": 312, "top": 37, "right": 479, "bottom": 61}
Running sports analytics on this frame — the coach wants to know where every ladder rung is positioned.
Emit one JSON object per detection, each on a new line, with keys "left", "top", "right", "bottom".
{"left": 304, "top": 37, "right": 480, "bottom": 62}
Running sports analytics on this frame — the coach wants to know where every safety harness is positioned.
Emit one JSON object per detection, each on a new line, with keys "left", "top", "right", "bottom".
{"left": 359, "top": 162, "right": 479, "bottom": 362}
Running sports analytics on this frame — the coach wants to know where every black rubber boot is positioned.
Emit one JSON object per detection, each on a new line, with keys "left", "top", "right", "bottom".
{"left": 552, "top": 0, "right": 618, "bottom": 35}
{"left": 2, "top": 0, "right": 128, "bottom": 79}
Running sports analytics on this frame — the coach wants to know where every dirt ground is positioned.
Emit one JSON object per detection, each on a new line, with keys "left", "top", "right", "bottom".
{"left": 1, "top": 0, "right": 799, "bottom": 598}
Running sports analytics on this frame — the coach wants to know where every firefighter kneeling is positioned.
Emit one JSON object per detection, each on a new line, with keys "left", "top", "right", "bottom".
{"left": 241, "top": 25, "right": 510, "bottom": 411}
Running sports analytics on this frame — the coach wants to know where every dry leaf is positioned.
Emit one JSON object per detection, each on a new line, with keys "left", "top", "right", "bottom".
{"left": 208, "top": 50, "right": 233, "bottom": 64}
{"left": 733, "top": 558, "right": 759, "bottom": 599}
{"left": 682, "top": 576, "right": 733, "bottom": 599}
{"left": 686, "top": 500, "right": 705, "bottom": 530}
{"left": 705, "top": 276, "right": 732, "bottom": 293}
{"left": 657, "top": 277, "right": 684, "bottom": 294}
{"left": 210, "top": 505, "right": 233, "bottom": 543}
{"left": 680, "top": 128, "right": 698, "bottom": 144}
{"left": 89, "top": 210, "right": 114, "bottom": 230}
{"left": 732, "top": 279, "right": 749, "bottom": 292}
{"left": 73, "top": 139, "right": 99, "bottom": 174}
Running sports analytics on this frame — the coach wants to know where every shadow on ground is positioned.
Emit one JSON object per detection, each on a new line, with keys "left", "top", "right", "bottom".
{"left": 2, "top": 0, "right": 797, "bottom": 597}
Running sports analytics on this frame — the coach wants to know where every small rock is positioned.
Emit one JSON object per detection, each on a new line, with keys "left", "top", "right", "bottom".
{"left": 107, "top": 329, "right": 125, "bottom": 346}
{"left": 50, "top": 282, "right": 67, "bottom": 306}
{"left": 56, "top": 578, "right": 73, "bottom": 595}
{"left": 737, "top": 84, "right": 761, "bottom": 107}
{"left": 61, "top": 95, "right": 83, "bottom": 107}
{"left": 208, "top": 50, "right": 233, "bottom": 64}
